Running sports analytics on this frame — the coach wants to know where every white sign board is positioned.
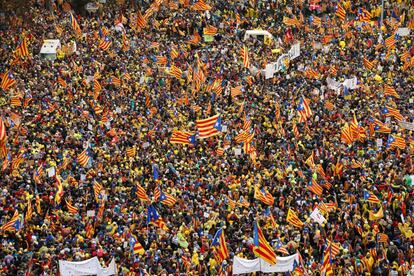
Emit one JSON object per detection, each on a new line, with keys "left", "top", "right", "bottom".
{"left": 87, "top": 210, "right": 96, "bottom": 217}
{"left": 47, "top": 167, "right": 56, "bottom": 178}
{"left": 40, "top": 39, "right": 61, "bottom": 54}
{"left": 376, "top": 138, "right": 383, "bottom": 148}
{"left": 310, "top": 208, "right": 326, "bottom": 225}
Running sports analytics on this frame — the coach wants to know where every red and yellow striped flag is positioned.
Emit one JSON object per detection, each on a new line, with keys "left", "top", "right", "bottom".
{"left": 66, "top": 200, "right": 78, "bottom": 214}
{"left": 169, "top": 64, "right": 182, "bottom": 79}
{"left": 77, "top": 149, "right": 90, "bottom": 167}
{"left": 14, "top": 38, "right": 29, "bottom": 58}
{"left": 192, "top": 0, "right": 211, "bottom": 11}
{"left": 230, "top": 85, "right": 243, "bottom": 98}
{"left": 57, "top": 76, "right": 67, "bottom": 88}
{"left": 383, "top": 84, "right": 400, "bottom": 98}
{"left": 286, "top": 208, "right": 304, "bottom": 228}
{"left": 240, "top": 46, "right": 250, "bottom": 68}
{"left": 203, "top": 25, "right": 218, "bottom": 36}
{"left": 283, "top": 16, "right": 300, "bottom": 27}
{"left": 136, "top": 11, "right": 147, "bottom": 28}
{"left": 335, "top": 3, "right": 346, "bottom": 20}
{"left": 363, "top": 57, "right": 375, "bottom": 70}
{"left": 136, "top": 184, "right": 150, "bottom": 201}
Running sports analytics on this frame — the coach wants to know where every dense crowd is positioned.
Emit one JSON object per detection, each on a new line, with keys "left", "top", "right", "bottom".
{"left": 0, "top": 0, "right": 413, "bottom": 275}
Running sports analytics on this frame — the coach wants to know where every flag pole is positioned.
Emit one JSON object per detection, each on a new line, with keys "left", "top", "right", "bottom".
{"left": 380, "top": 0, "right": 385, "bottom": 30}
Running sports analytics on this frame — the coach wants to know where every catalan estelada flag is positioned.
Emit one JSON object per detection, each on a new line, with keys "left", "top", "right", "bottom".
{"left": 154, "top": 185, "right": 177, "bottom": 206}
{"left": 335, "top": 3, "right": 346, "bottom": 20}
{"left": 98, "top": 37, "right": 112, "bottom": 51}
{"left": 307, "top": 179, "right": 323, "bottom": 196}
{"left": 383, "top": 84, "right": 400, "bottom": 98}
{"left": 381, "top": 105, "right": 404, "bottom": 121}
{"left": 240, "top": 46, "right": 250, "bottom": 68}
{"left": 196, "top": 114, "right": 222, "bottom": 139}
{"left": 286, "top": 208, "right": 304, "bottom": 228}
{"left": 147, "top": 205, "right": 168, "bottom": 231}
{"left": 69, "top": 12, "right": 82, "bottom": 35}
{"left": 14, "top": 38, "right": 29, "bottom": 58}
{"left": 192, "top": 0, "right": 211, "bottom": 11}
{"left": 370, "top": 118, "right": 390, "bottom": 133}
{"left": 136, "top": 183, "right": 149, "bottom": 201}
{"left": 170, "top": 130, "right": 195, "bottom": 145}
{"left": 387, "top": 134, "right": 406, "bottom": 149}
{"left": 377, "top": 233, "right": 388, "bottom": 243}
{"left": 65, "top": 200, "right": 78, "bottom": 214}
{"left": 253, "top": 221, "right": 277, "bottom": 265}
{"left": 0, "top": 210, "right": 22, "bottom": 232}
{"left": 341, "top": 123, "right": 353, "bottom": 144}
{"left": 132, "top": 238, "right": 145, "bottom": 255}
{"left": 363, "top": 191, "right": 381, "bottom": 204}
{"left": 297, "top": 97, "right": 312, "bottom": 123}
{"left": 211, "top": 228, "right": 229, "bottom": 262}
{"left": 136, "top": 10, "right": 147, "bottom": 28}
{"left": 1, "top": 71, "right": 17, "bottom": 90}
{"left": 254, "top": 188, "right": 274, "bottom": 206}
{"left": 108, "top": 76, "right": 121, "bottom": 87}
{"left": 77, "top": 148, "right": 90, "bottom": 167}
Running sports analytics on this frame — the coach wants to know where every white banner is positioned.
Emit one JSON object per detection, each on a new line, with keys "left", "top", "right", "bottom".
{"left": 276, "top": 54, "right": 289, "bottom": 72}
{"left": 265, "top": 63, "right": 276, "bottom": 79}
{"left": 232, "top": 256, "right": 261, "bottom": 274}
{"left": 326, "top": 77, "right": 342, "bottom": 92}
{"left": 399, "top": 121, "right": 414, "bottom": 131}
{"left": 343, "top": 77, "right": 358, "bottom": 90}
{"left": 260, "top": 253, "right": 299, "bottom": 273}
{"left": 232, "top": 254, "right": 299, "bottom": 274}
{"left": 396, "top": 28, "right": 410, "bottom": 37}
{"left": 59, "top": 257, "right": 116, "bottom": 276}
{"left": 288, "top": 43, "right": 300, "bottom": 60}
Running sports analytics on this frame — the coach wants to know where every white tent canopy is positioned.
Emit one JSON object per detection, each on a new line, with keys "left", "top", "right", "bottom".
{"left": 244, "top": 30, "right": 274, "bottom": 41}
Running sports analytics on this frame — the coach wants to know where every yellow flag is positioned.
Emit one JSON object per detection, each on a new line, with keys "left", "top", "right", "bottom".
{"left": 369, "top": 207, "right": 384, "bottom": 221}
